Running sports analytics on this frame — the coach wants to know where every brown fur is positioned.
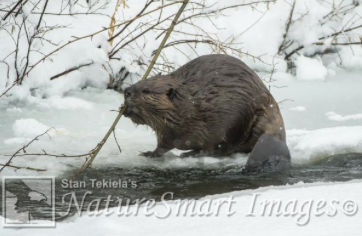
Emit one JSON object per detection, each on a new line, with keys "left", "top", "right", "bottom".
{"left": 124, "top": 54, "right": 286, "bottom": 157}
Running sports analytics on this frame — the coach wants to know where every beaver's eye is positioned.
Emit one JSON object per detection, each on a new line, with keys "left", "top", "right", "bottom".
{"left": 142, "top": 89, "right": 150, "bottom": 94}
{"left": 166, "top": 88, "right": 175, "bottom": 101}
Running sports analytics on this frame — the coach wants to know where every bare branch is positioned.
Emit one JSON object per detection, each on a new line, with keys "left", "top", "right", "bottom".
{"left": 0, "top": 163, "right": 46, "bottom": 172}
{"left": 113, "top": 129, "right": 122, "bottom": 154}
{"left": 278, "top": 0, "right": 295, "bottom": 55}
{"left": 2, "top": 0, "right": 23, "bottom": 21}
{"left": 35, "top": 0, "right": 49, "bottom": 30}
{"left": 108, "top": 0, "right": 155, "bottom": 42}
{"left": 50, "top": 61, "right": 94, "bottom": 80}
{"left": 0, "top": 127, "right": 55, "bottom": 172}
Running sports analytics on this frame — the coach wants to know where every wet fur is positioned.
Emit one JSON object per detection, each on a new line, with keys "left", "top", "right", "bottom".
{"left": 124, "top": 54, "right": 286, "bottom": 157}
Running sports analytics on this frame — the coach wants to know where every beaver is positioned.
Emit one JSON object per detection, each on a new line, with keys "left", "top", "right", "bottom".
{"left": 124, "top": 54, "right": 290, "bottom": 172}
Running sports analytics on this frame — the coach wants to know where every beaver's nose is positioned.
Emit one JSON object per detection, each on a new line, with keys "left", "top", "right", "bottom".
{"left": 124, "top": 88, "right": 132, "bottom": 98}
{"left": 124, "top": 105, "right": 134, "bottom": 117}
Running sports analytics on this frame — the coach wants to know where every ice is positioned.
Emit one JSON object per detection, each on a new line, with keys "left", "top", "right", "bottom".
{"left": 326, "top": 112, "right": 362, "bottom": 122}
{"left": 290, "top": 106, "right": 306, "bottom": 112}
{"left": 6, "top": 107, "right": 23, "bottom": 113}
{"left": 34, "top": 96, "right": 93, "bottom": 110}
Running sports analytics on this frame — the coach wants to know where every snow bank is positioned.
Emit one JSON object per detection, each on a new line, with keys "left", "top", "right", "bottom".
{"left": 288, "top": 126, "right": 362, "bottom": 163}
{"left": 2, "top": 180, "right": 362, "bottom": 235}
{"left": 13, "top": 119, "right": 50, "bottom": 138}
{"left": 12, "top": 119, "right": 71, "bottom": 139}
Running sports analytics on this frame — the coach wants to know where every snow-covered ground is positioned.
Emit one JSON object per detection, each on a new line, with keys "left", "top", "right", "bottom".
{"left": 1, "top": 0, "right": 362, "bottom": 235}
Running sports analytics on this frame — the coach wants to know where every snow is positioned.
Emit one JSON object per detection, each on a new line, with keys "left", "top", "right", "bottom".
{"left": 12, "top": 119, "right": 50, "bottom": 138}
{"left": 1, "top": 0, "right": 362, "bottom": 98}
{"left": 1, "top": 0, "right": 362, "bottom": 234}
{"left": 288, "top": 126, "right": 362, "bottom": 163}
{"left": 2, "top": 180, "right": 362, "bottom": 235}
{"left": 295, "top": 56, "right": 328, "bottom": 81}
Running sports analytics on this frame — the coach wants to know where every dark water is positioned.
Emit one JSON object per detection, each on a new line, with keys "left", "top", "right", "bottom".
{"left": 1, "top": 153, "right": 362, "bottom": 221}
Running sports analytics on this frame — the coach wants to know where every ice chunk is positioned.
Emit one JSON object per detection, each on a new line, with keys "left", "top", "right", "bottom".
{"left": 295, "top": 56, "right": 327, "bottom": 81}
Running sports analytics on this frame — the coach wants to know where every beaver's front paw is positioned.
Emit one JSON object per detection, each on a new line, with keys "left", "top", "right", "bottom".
{"left": 139, "top": 151, "right": 161, "bottom": 157}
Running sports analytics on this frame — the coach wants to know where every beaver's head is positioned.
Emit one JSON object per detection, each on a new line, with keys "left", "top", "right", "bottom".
{"left": 123, "top": 75, "right": 181, "bottom": 129}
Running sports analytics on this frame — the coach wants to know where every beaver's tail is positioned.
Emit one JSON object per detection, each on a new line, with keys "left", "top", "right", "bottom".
{"left": 242, "top": 133, "right": 291, "bottom": 176}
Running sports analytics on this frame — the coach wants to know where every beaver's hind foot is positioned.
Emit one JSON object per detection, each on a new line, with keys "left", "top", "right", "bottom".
{"left": 180, "top": 150, "right": 201, "bottom": 158}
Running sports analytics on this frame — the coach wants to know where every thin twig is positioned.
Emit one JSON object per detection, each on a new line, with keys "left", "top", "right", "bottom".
{"left": 0, "top": 128, "right": 55, "bottom": 172}
{"left": 113, "top": 129, "right": 122, "bottom": 153}
{"left": 0, "top": 82, "right": 17, "bottom": 98}
{"left": 77, "top": 0, "right": 190, "bottom": 174}
{"left": 6, "top": 153, "right": 91, "bottom": 158}
{"left": 285, "top": 18, "right": 362, "bottom": 60}
{"left": 0, "top": 164, "right": 46, "bottom": 172}
{"left": 109, "top": 14, "right": 173, "bottom": 58}
{"left": 108, "top": 0, "right": 155, "bottom": 43}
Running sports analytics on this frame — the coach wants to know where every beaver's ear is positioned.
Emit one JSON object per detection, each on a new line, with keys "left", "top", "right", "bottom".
{"left": 166, "top": 88, "right": 175, "bottom": 101}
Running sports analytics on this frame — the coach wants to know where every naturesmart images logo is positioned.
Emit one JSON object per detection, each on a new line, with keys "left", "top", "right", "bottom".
{"left": 2, "top": 176, "right": 55, "bottom": 228}
{"left": 2, "top": 176, "right": 360, "bottom": 228}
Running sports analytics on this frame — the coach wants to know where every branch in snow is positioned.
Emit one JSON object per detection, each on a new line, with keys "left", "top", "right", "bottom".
{"left": 50, "top": 61, "right": 94, "bottom": 80}
{"left": 0, "top": 127, "right": 55, "bottom": 173}
{"left": 0, "top": 163, "right": 47, "bottom": 172}
{"left": 278, "top": 0, "right": 296, "bottom": 55}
